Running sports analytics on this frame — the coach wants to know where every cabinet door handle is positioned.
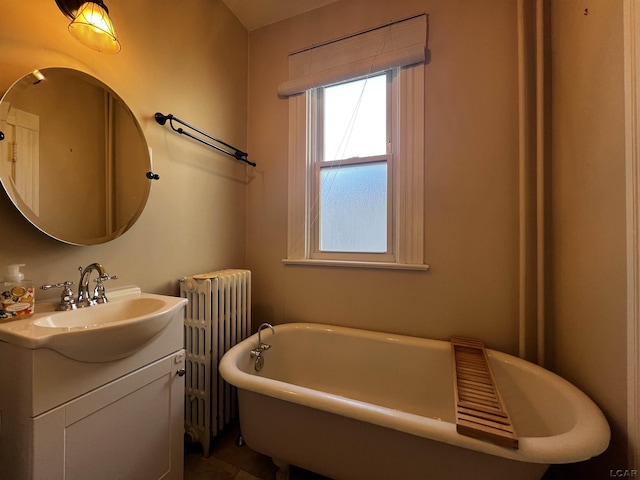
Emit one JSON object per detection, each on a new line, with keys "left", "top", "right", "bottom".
{"left": 176, "top": 368, "right": 186, "bottom": 377}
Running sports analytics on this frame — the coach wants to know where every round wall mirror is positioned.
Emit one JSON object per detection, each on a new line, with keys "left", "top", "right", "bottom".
{"left": 0, "top": 67, "right": 151, "bottom": 245}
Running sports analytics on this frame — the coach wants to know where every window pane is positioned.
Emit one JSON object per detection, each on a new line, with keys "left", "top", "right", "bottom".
{"left": 319, "top": 162, "right": 387, "bottom": 252}
{"left": 323, "top": 74, "right": 387, "bottom": 161}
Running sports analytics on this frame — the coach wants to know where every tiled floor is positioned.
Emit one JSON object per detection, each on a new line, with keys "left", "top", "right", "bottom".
{"left": 184, "top": 422, "right": 330, "bottom": 480}
{"left": 184, "top": 423, "right": 569, "bottom": 480}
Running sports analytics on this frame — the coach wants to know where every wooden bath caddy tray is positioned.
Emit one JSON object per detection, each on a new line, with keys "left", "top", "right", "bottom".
{"left": 451, "top": 336, "right": 519, "bottom": 449}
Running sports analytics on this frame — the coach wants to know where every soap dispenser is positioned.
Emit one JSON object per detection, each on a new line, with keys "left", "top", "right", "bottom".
{"left": 0, "top": 264, "right": 35, "bottom": 319}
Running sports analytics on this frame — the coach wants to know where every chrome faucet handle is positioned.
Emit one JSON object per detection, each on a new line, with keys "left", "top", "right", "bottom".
{"left": 250, "top": 347, "right": 263, "bottom": 358}
{"left": 97, "top": 274, "right": 118, "bottom": 282}
{"left": 93, "top": 274, "right": 118, "bottom": 304}
{"left": 41, "top": 281, "right": 76, "bottom": 311}
{"left": 94, "top": 273, "right": 118, "bottom": 285}
{"left": 250, "top": 343, "right": 270, "bottom": 358}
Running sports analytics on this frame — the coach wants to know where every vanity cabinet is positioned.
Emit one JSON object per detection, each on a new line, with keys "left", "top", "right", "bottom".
{"left": 32, "top": 351, "right": 185, "bottom": 480}
{"left": 0, "top": 304, "right": 186, "bottom": 480}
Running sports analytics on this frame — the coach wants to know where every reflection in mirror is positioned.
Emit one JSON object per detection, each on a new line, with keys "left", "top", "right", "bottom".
{"left": 0, "top": 68, "right": 151, "bottom": 245}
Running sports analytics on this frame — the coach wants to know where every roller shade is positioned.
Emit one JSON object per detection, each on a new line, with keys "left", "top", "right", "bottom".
{"left": 278, "top": 14, "right": 427, "bottom": 97}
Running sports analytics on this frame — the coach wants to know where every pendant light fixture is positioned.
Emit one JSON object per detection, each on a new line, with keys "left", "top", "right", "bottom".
{"left": 55, "top": 0, "right": 121, "bottom": 54}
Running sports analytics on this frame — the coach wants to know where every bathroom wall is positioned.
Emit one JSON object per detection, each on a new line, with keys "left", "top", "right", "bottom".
{"left": 246, "top": 0, "right": 630, "bottom": 472}
{"left": 247, "top": 0, "right": 521, "bottom": 351}
{"left": 0, "top": 0, "right": 630, "bottom": 473}
{"left": 0, "top": 0, "right": 249, "bottom": 297}
{"left": 549, "top": 0, "right": 628, "bottom": 475}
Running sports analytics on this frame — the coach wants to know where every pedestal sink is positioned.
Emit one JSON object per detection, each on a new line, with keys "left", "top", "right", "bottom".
{"left": 0, "top": 286, "right": 187, "bottom": 362}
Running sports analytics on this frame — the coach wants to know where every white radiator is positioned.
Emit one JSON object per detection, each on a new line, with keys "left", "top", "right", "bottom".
{"left": 180, "top": 269, "right": 251, "bottom": 456}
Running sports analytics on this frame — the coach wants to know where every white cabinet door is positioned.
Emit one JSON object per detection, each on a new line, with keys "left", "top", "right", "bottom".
{"left": 33, "top": 351, "right": 185, "bottom": 480}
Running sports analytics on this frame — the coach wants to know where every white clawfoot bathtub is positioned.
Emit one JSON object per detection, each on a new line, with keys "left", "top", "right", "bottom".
{"left": 219, "top": 323, "right": 610, "bottom": 480}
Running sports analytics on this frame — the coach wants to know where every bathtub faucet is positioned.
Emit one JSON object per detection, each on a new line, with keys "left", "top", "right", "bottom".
{"left": 256, "top": 322, "right": 276, "bottom": 352}
{"left": 251, "top": 322, "right": 275, "bottom": 357}
{"left": 250, "top": 323, "right": 275, "bottom": 371}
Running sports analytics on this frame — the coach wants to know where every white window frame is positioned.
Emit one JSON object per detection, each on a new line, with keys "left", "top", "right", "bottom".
{"left": 284, "top": 63, "right": 428, "bottom": 270}
{"left": 310, "top": 71, "right": 394, "bottom": 262}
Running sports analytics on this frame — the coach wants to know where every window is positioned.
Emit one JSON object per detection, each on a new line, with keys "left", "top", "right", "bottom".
{"left": 313, "top": 73, "right": 391, "bottom": 260}
{"left": 281, "top": 15, "right": 428, "bottom": 270}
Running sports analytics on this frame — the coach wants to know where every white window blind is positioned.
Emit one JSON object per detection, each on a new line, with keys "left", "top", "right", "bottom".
{"left": 278, "top": 14, "right": 427, "bottom": 97}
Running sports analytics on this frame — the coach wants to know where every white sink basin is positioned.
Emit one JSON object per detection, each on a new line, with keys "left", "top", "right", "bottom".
{"left": 0, "top": 286, "right": 186, "bottom": 363}
{"left": 33, "top": 297, "right": 168, "bottom": 329}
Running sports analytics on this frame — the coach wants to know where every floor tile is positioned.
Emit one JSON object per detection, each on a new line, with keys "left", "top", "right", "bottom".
{"left": 184, "top": 422, "right": 330, "bottom": 480}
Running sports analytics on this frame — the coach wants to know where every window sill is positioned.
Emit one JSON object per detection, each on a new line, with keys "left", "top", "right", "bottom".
{"left": 282, "top": 259, "right": 430, "bottom": 271}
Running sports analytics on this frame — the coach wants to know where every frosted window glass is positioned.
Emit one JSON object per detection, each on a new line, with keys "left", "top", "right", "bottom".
{"left": 323, "top": 74, "right": 387, "bottom": 161}
{"left": 320, "top": 162, "right": 387, "bottom": 252}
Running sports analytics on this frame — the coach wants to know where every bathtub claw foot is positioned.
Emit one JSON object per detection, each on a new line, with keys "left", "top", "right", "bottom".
{"left": 272, "top": 458, "right": 290, "bottom": 480}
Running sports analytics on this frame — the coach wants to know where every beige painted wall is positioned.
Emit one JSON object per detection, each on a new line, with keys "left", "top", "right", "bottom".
{"left": 549, "top": 0, "right": 628, "bottom": 475}
{"left": 247, "top": 0, "right": 521, "bottom": 352}
{"left": 247, "top": 0, "right": 631, "bottom": 472}
{"left": 0, "top": 0, "right": 249, "bottom": 296}
{"left": 0, "top": 0, "right": 631, "bottom": 474}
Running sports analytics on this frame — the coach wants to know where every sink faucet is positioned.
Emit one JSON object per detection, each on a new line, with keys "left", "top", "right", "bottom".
{"left": 40, "top": 263, "right": 117, "bottom": 310}
{"left": 77, "top": 263, "right": 109, "bottom": 308}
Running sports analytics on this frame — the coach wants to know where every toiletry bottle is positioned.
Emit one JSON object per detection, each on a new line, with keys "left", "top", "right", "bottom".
{"left": 0, "top": 264, "right": 35, "bottom": 319}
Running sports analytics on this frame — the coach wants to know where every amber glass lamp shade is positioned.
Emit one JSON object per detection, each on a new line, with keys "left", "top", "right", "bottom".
{"left": 68, "top": 1, "right": 121, "bottom": 54}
